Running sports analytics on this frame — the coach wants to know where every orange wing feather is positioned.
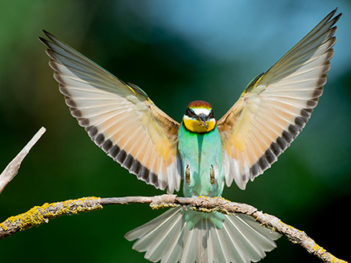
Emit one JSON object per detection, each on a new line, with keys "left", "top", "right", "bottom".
{"left": 218, "top": 9, "right": 341, "bottom": 189}
{"left": 40, "top": 31, "right": 181, "bottom": 192}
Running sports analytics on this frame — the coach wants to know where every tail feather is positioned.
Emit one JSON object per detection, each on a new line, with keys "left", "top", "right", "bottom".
{"left": 237, "top": 214, "right": 280, "bottom": 250}
{"left": 180, "top": 223, "right": 196, "bottom": 263}
{"left": 220, "top": 223, "right": 248, "bottom": 262}
{"left": 126, "top": 208, "right": 180, "bottom": 242}
{"left": 161, "top": 215, "right": 186, "bottom": 263}
{"left": 125, "top": 208, "right": 281, "bottom": 263}
{"left": 212, "top": 226, "right": 228, "bottom": 263}
{"left": 204, "top": 219, "right": 213, "bottom": 263}
{"left": 126, "top": 208, "right": 183, "bottom": 259}
{"left": 146, "top": 210, "right": 183, "bottom": 261}
{"left": 225, "top": 214, "right": 279, "bottom": 262}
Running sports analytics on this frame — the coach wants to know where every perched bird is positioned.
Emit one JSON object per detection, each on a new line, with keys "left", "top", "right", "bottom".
{"left": 40, "top": 9, "right": 340, "bottom": 263}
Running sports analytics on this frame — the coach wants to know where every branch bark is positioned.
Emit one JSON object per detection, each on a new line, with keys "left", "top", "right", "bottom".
{"left": 0, "top": 194, "right": 347, "bottom": 263}
{"left": 0, "top": 127, "right": 46, "bottom": 193}
{"left": 0, "top": 127, "right": 346, "bottom": 262}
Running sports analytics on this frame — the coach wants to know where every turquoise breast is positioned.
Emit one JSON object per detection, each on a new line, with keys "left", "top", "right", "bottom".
{"left": 178, "top": 123, "right": 224, "bottom": 197}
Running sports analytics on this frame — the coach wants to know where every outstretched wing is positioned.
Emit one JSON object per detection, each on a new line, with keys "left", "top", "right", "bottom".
{"left": 218, "top": 9, "right": 341, "bottom": 190}
{"left": 40, "top": 31, "right": 181, "bottom": 193}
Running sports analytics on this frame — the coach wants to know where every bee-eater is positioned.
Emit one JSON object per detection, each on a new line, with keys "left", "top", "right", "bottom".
{"left": 40, "top": 9, "right": 340, "bottom": 263}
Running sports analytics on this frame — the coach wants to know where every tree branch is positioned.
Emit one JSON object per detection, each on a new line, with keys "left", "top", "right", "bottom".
{"left": 0, "top": 127, "right": 46, "bottom": 193}
{"left": 0, "top": 194, "right": 347, "bottom": 263}
{"left": 0, "top": 127, "right": 346, "bottom": 262}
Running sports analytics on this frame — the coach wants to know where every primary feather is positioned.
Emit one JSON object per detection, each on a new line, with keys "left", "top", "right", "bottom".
{"left": 218, "top": 9, "right": 341, "bottom": 189}
{"left": 40, "top": 31, "right": 181, "bottom": 193}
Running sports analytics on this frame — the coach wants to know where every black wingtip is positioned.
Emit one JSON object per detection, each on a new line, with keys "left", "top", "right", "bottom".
{"left": 326, "top": 8, "right": 340, "bottom": 21}
{"left": 39, "top": 36, "right": 48, "bottom": 45}
{"left": 42, "top": 29, "right": 50, "bottom": 36}
{"left": 39, "top": 30, "right": 59, "bottom": 48}
{"left": 39, "top": 30, "right": 49, "bottom": 43}
{"left": 331, "top": 7, "right": 342, "bottom": 19}
{"left": 41, "top": 29, "right": 57, "bottom": 42}
{"left": 334, "top": 12, "right": 342, "bottom": 23}
{"left": 325, "top": 8, "right": 342, "bottom": 27}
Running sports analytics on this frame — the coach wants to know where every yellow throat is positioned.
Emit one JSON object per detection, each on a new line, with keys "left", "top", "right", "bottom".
{"left": 183, "top": 117, "right": 216, "bottom": 133}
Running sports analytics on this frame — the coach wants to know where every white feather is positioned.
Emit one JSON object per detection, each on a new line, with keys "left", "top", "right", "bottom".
{"left": 191, "top": 107, "right": 211, "bottom": 116}
{"left": 126, "top": 208, "right": 280, "bottom": 263}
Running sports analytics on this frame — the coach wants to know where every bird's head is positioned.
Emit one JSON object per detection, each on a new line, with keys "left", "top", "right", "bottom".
{"left": 182, "top": 100, "right": 216, "bottom": 133}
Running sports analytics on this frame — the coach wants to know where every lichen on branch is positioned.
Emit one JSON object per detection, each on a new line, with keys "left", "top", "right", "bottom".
{"left": 0, "top": 128, "right": 347, "bottom": 263}
{"left": 0, "top": 197, "right": 102, "bottom": 239}
{"left": 0, "top": 195, "right": 347, "bottom": 263}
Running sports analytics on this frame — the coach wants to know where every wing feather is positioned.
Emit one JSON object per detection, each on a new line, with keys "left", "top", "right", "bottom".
{"left": 218, "top": 9, "right": 341, "bottom": 189}
{"left": 40, "top": 31, "right": 181, "bottom": 192}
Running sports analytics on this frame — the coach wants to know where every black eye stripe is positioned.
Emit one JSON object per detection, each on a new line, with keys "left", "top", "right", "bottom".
{"left": 185, "top": 108, "right": 215, "bottom": 119}
{"left": 186, "top": 108, "right": 195, "bottom": 117}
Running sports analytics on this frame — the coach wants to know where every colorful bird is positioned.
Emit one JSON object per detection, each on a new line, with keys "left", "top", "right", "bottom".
{"left": 40, "top": 9, "right": 340, "bottom": 263}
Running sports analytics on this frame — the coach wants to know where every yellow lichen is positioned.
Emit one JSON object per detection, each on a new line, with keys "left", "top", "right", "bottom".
{"left": 311, "top": 242, "right": 348, "bottom": 263}
{"left": 0, "top": 223, "right": 8, "bottom": 231}
{"left": 193, "top": 207, "right": 213, "bottom": 213}
{"left": 217, "top": 208, "right": 231, "bottom": 215}
{"left": 312, "top": 242, "right": 326, "bottom": 253}
{"left": 3, "top": 205, "right": 49, "bottom": 231}
{"left": 218, "top": 196, "right": 231, "bottom": 202}
{"left": 151, "top": 203, "right": 177, "bottom": 210}
{"left": 0, "top": 197, "right": 102, "bottom": 232}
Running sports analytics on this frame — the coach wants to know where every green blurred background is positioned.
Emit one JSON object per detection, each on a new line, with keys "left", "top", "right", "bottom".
{"left": 1, "top": 1, "right": 350, "bottom": 262}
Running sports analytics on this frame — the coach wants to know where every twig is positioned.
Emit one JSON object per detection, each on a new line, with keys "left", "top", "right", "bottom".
{"left": 0, "top": 194, "right": 347, "bottom": 263}
{"left": 0, "top": 127, "right": 46, "bottom": 193}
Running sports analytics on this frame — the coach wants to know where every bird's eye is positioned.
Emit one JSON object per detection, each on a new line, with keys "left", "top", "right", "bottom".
{"left": 186, "top": 108, "right": 195, "bottom": 117}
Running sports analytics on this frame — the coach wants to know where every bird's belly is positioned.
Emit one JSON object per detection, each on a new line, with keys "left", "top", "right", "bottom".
{"left": 178, "top": 125, "right": 224, "bottom": 197}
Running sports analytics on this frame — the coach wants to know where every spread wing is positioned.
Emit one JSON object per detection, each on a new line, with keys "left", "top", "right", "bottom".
{"left": 218, "top": 9, "right": 341, "bottom": 190}
{"left": 40, "top": 31, "right": 181, "bottom": 193}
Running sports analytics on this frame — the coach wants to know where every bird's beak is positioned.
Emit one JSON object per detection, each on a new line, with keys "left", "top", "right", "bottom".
{"left": 198, "top": 114, "right": 208, "bottom": 129}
